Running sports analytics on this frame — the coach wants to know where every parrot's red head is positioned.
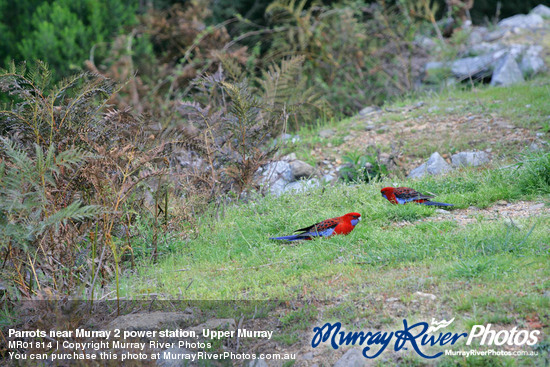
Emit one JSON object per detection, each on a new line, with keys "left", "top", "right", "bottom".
{"left": 343, "top": 212, "right": 362, "bottom": 226}
{"left": 380, "top": 187, "right": 395, "bottom": 199}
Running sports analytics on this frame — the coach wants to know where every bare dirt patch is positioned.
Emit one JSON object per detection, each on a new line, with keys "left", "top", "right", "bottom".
{"left": 394, "top": 200, "right": 549, "bottom": 228}
{"left": 347, "top": 110, "right": 538, "bottom": 174}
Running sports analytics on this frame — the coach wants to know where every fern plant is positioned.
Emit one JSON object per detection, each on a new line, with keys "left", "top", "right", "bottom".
{"left": 0, "top": 137, "right": 100, "bottom": 297}
{"left": 0, "top": 62, "right": 175, "bottom": 304}
{"left": 178, "top": 56, "right": 324, "bottom": 196}
{"left": 0, "top": 60, "right": 117, "bottom": 149}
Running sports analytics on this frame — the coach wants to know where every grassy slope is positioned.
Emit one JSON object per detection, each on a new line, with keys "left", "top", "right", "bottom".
{"left": 119, "top": 79, "right": 550, "bottom": 366}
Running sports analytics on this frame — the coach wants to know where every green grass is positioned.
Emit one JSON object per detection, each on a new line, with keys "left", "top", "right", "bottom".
{"left": 120, "top": 154, "right": 549, "bottom": 302}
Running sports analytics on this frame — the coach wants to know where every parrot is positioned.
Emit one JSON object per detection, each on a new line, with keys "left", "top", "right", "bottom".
{"left": 270, "top": 212, "right": 362, "bottom": 241}
{"left": 380, "top": 187, "right": 453, "bottom": 207}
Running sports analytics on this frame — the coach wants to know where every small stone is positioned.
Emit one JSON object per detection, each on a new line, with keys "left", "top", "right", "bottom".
{"left": 322, "top": 174, "right": 336, "bottom": 183}
{"left": 529, "top": 203, "right": 545, "bottom": 210}
{"left": 529, "top": 143, "right": 541, "bottom": 152}
{"left": 319, "top": 129, "right": 335, "bottom": 138}
{"left": 301, "top": 352, "right": 314, "bottom": 360}
{"left": 496, "top": 200, "right": 508, "bottom": 206}
{"left": 290, "top": 160, "right": 315, "bottom": 180}
{"left": 248, "top": 358, "right": 268, "bottom": 367}
{"left": 364, "top": 124, "right": 376, "bottom": 131}
{"left": 283, "top": 179, "right": 319, "bottom": 194}
{"left": 451, "top": 151, "right": 490, "bottom": 167}
{"left": 386, "top": 297, "right": 399, "bottom": 302}
{"left": 414, "top": 291, "right": 437, "bottom": 301}
{"left": 468, "top": 206, "right": 480, "bottom": 211}
{"left": 334, "top": 348, "right": 369, "bottom": 367}
{"left": 282, "top": 152, "right": 297, "bottom": 161}
{"left": 425, "top": 61, "right": 445, "bottom": 70}
{"left": 359, "top": 106, "right": 381, "bottom": 116}
{"left": 435, "top": 209, "right": 451, "bottom": 214}
{"left": 408, "top": 152, "right": 453, "bottom": 178}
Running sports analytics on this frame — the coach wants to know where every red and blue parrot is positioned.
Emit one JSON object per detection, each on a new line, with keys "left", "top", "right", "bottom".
{"left": 381, "top": 187, "right": 453, "bottom": 207}
{"left": 270, "top": 212, "right": 362, "bottom": 241}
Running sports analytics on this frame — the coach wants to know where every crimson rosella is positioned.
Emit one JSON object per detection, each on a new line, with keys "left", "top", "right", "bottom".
{"left": 270, "top": 212, "right": 362, "bottom": 241}
{"left": 380, "top": 187, "right": 453, "bottom": 207}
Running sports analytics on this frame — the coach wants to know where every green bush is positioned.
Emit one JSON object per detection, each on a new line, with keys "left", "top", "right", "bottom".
{"left": 0, "top": 0, "right": 137, "bottom": 79}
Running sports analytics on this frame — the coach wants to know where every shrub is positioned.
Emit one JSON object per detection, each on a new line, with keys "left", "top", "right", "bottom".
{"left": 1, "top": 0, "right": 137, "bottom": 79}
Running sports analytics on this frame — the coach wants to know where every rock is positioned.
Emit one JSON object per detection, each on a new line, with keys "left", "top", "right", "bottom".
{"left": 521, "top": 55, "right": 546, "bottom": 76}
{"left": 277, "top": 134, "right": 300, "bottom": 144}
{"left": 498, "top": 13, "right": 544, "bottom": 29}
{"left": 469, "top": 27, "right": 488, "bottom": 44}
{"left": 529, "top": 143, "right": 542, "bottom": 152}
{"left": 319, "top": 129, "right": 335, "bottom": 138}
{"left": 425, "top": 61, "right": 446, "bottom": 70}
{"left": 108, "top": 311, "right": 193, "bottom": 331}
{"left": 496, "top": 200, "right": 508, "bottom": 206}
{"left": 417, "top": 36, "right": 437, "bottom": 50}
{"left": 531, "top": 4, "right": 550, "bottom": 17}
{"left": 504, "top": 44, "right": 527, "bottom": 59}
{"left": 157, "top": 347, "right": 196, "bottom": 367}
{"left": 451, "top": 54, "right": 494, "bottom": 80}
{"left": 529, "top": 203, "right": 545, "bottom": 210}
{"left": 386, "top": 297, "right": 399, "bottom": 302}
{"left": 259, "top": 161, "right": 292, "bottom": 196}
{"left": 301, "top": 352, "right": 314, "bottom": 360}
{"left": 364, "top": 124, "right": 376, "bottom": 131}
{"left": 359, "top": 106, "right": 382, "bottom": 116}
{"left": 469, "top": 42, "right": 505, "bottom": 56}
{"left": 451, "top": 151, "right": 490, "bottom": 167}
{"left": 491, "top": 54, "right": 524, "bottom": 86}
{"left": 322, "top": 173, "right": 336, "bottom": 183}
{"left": 334, "top": 348, "right": 369, "bottom": 367}
{"left": 290, "top": 160, "right": 315, "bottom": 180}
{"left": 435, "top": 209, "right": 452, "bottom": 214}
{"left": 283, "top": 179, "right": 319, "bottom": 194}
{"left": 247, "top": 358, "right": 268, "bottom": 367}
{"left": 520, "top": 45, "right": 546, "bottom": 75}
{"left": 483, "top": 29, "right": 508, "bottom": 42}
{"left": 282, "top": 152, "right": 297, "bottom": 161}
{"left": 280, "top": 133, "right": 292, "bottom": 141}
{"left": 408, "top": 152, "right": 452, "bottom": 178}
{"left": 414, "top": 291, "right": 437, "bottom": 301}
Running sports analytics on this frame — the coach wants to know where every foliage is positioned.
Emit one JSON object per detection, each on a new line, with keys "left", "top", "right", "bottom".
{"left": 0, "top": 138, "right": 100, "bottom": 297}
{"left": 0, "top": 62, "right": 176, "bottom": 300}
{"left": 0, "top": 0, "right": 137, "bottom": 79}
{"left": 0, "top": 60, "right": 117, "bottom": 147}
{"left": 339, "top": 150, "right": 388, "bottom": 183}
{"left": 514, "top": 151, "right": 550, "bottom": 194}
{"left": 263, "top": 0, "right": 430, "bottom": 115}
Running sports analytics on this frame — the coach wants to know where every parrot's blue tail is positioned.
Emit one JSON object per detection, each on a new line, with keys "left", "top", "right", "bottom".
{"left": 270, "top": 234, "right": 311, "bottom": 241}
{"left": 420, "top": 201, "right": 454, "bottom": 207}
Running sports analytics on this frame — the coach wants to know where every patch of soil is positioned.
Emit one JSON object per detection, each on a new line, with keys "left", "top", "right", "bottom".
{"left": 394, "top": 200, "right": 549, "bottom": 228}
{"left": 309, "top": 107, "right": 541, "bottom": 177}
